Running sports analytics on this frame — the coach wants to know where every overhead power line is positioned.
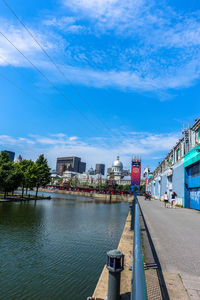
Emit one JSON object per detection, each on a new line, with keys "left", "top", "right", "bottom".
{"left": 0, "top": 54, "right": 75, "bottom": 118}
{"left": 1, "top": 0, "right": 114, "bottom": 138}
{"left": 0, "top": 55, "right": 75, "bottom": 124}
{"left": 0, "top": 71, "right": 56, "bottom": 115}
{"left": 0, "top": 30, "right": 101, "bottom": 133}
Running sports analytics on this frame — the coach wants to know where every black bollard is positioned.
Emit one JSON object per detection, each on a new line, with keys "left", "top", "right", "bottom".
{"left": 106, "top": 249, "right": 124, "bottom": 300}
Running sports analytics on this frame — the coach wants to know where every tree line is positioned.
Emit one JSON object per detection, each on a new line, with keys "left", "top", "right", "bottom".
{"left": 0, "top": 152, "right": 51, "bottom": 198}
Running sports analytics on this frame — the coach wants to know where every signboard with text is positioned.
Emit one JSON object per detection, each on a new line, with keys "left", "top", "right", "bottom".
{"left": 131, "top": 159, "right": 141, "bottom": 192}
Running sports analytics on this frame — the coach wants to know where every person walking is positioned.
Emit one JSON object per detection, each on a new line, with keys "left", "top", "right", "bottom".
{"left": 171, "top": 192, "right": 176, "bottom": 208}
{"left": 163, "top": 192, "right": 169, "bottom": 208}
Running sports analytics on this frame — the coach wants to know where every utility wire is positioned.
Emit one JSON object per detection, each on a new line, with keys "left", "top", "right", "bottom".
{"left": 0, "top": 55, "right": 76, "bottom": 125}
{"left": 1, "top": 0, "right": 114, "bottom": 138}
{"left": 0, "top": 54, "right": 73, "bottom": 118}
{"left": 0, "top": 31, "right": 101, "bottom": 134}
{"left": 0, "top": 71, "right": 56, "bottom": 115}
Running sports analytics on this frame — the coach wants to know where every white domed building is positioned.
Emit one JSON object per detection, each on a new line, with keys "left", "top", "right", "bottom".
{"left": 107, "top": 156, "right": 131, "bottom": 185}
{"left": 107, "top": 156, "right": 123, "bottom": 183}
{"left": 112, "top": 156, "right": 123, "bottom": 177}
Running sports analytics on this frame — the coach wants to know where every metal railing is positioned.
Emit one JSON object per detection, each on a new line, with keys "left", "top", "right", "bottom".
{"left": 131, "top": 196, "right": 147, "bottom": 300}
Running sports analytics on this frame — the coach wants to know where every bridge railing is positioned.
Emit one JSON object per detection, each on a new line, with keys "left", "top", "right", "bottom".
{"left": 131, "top": 195, "right": 147, "bottom": 300}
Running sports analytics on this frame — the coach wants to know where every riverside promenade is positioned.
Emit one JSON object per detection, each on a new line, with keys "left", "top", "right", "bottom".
{"left": 92, "top": 211, "right": 162, "bottom": 300}
{"left": 139, "top": 197, "right": 200, "bottom": 300}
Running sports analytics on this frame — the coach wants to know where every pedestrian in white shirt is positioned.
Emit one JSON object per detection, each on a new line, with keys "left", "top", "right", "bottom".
{"left": 163, "top": 192, "right": 169, "bottom": 208}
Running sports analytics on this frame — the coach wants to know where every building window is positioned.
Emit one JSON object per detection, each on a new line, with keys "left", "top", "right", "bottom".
{"left": 196, "top": 128, "right": 200, "bottom": 143}
{"left": 176, "top": 148, "right": 180, "bottom": 161}
{"left": 190, "top": 162, "right": 200, "bottom": 178}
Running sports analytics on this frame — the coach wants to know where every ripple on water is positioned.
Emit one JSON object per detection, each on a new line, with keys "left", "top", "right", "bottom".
{"left": 0, "top": 195, "right": 128, "bottom": 300}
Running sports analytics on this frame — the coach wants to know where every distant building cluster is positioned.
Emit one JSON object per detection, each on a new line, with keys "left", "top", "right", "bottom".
{"left": 56, "top": 156, "right": 86, "bottom": 176}
{"left": 1, "top": 149, "right": 132, "bottom": 189}
{"left": 51, "top": 155, "right": 131, "bottom": 187}
{"left": 55, "top": 156, "right": 105, "bottom": 177}
{"left": 95, "top": 164, "right": 105, "bottom": 175}
{"left": 52, "top": 156, "right": 107, "bottom": 187}
{"left": 148, "top": 117, "right": 200, "bottom": 210}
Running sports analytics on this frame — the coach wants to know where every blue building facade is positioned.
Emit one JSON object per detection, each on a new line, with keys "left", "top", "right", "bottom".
{"left": 149, "top": 117, "right": 200, "bottom": 209}
{"left": 150, "top": 163, "right": 184, "bottom": 205}
{"left": 184, "top": 145, "right": 200, "bottom": 210}
{"left": 171, "top": 160, "right": 184, "bottom": 202}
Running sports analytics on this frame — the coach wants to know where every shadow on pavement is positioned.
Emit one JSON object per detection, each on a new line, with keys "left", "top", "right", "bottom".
{"left": 139, "top": 203, "right": 170, "bottom": 300}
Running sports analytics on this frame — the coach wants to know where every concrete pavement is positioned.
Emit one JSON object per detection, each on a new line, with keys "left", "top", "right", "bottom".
{"left": 139, "top": 197, "right": 200, "bottom": 299}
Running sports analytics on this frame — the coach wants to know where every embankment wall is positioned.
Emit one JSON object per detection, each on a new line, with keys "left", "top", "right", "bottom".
{"left": 37, "top": 188, "right": 133, "bottom": 203}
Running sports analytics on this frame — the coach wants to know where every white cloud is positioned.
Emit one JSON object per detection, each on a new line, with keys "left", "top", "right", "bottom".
{"left": 1, "top": 1, "right": 200, "bottom": 93}
{"left": 18, "top": 137, "right": 35, "bottom": 144}
{"left": 156, "top": 18, "right": 200, "bottom": 48}
{"left": 0, "top": 135, "right": 18, "bottom": 144}
{"left": 63, "top": 0, "right": 146, "bottom": 31}
{"left": 60, "top": 0, "right": 200, "bottom": 91}
{"left": 52, "top": 61, "right": 200, "bottom": 91}
{"left": 0, "top": 131, "right": 180, "bottom": 170}
{"left": 0, "top": 18, "right": 65, "bottom": 68}
{"left": 69, "top": 136, "right": 78, "bottom": 141}
{"left": 43, "top": 16, "right": 85, "bottom": 33}
{"left": 50, "top": 133, "right": 67, "bottom": 138}
{"left": 0, "top": 135, "right": 35, "bottom": 145}
{"left": 43, "top": 16, "right": 76, "bottom": 27}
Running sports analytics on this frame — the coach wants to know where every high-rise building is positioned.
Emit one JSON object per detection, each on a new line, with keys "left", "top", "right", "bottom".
{"left": 95, "top": 163, "right": 105, "bottom": 175}
{"left": 79, "top": 162, "right": 86, "bottom": 174}
{"left": 2, "top": 150, "right": 15, "bottom": 161}
{"left": 56, "top": 156, "right": 86, "bottom": 176}
{"left": 107, "top": 167, "right": 112, "bottom": 176}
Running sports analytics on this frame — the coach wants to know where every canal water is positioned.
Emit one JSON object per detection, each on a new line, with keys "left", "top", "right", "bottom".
{"left": 0, "top": 192, "right": 128, "bottom": 300}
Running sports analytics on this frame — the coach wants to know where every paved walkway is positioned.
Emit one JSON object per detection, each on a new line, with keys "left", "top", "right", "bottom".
{"left": 139, "top": 197, "right": 200, "bottom": 299}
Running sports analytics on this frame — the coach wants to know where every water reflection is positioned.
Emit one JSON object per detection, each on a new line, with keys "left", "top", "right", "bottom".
{"left": 0, "top": 194, "right": 128, "bottom": 300}
{"left": 0, "top": 201, "right": 44, "bottom": 228}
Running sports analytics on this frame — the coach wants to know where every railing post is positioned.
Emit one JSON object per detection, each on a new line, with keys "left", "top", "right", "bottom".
{"left": 130, "top": 194, "right": 137, "bottom": 230}
{"left": 131, "top": 196, "right": 147, "bottom": 300}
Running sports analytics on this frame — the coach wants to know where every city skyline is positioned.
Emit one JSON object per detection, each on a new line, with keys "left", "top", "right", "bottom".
{"left": 1, "top": 0, "right": 200, "bottom": 171}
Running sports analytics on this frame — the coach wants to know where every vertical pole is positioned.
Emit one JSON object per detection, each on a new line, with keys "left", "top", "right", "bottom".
{"left": 132, "top": 196, "right": 147, "bottom": 300}
{"left": 130, "top": 194, "right": 136, "bottom": 230}
{"left": 107, "top": 250, "right": 124, "bottom": 300}
{"left": 107, "top": 272, "right": 121, "bottom": 300}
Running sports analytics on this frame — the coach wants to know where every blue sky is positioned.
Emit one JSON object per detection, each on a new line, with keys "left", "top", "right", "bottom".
{"left": 0, "top": 0, "right": 200, "bottom": 172}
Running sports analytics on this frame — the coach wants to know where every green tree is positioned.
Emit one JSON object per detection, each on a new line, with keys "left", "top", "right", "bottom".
{"left": 140, "top": 184, "right": 145, "bottom": 194}
{"left": 57, "top": 177, "right": 63, "bottom": 184}
{"left": 25, "top": 160, "right": 38, "bottom": 194}
{"left": 0, "top": 152, "right": 22, "bottom": 198}
{"left": 17, "top": 159, "right": 31, "bottom": 197}
{"left": 35, "top": 154, "right": 51, "bottom": 197}
{"left": 133, "top": 185, "right": 138, "bottom": 193}
{"left": 9, "top": 163, "right": 23, "bottom": 195}
{"left": 100, "top": 183, "right": 108, "bottom": 190}
{"left": 122, "top": 184, "right": 131, "bottom": 192}
{"left": 117, "top": 185, "right": 124, "bottom": 191}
